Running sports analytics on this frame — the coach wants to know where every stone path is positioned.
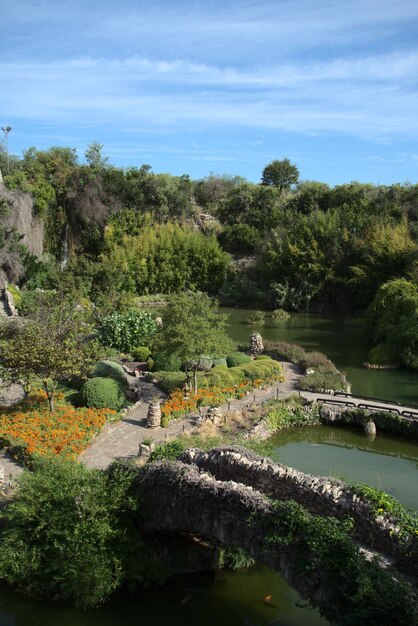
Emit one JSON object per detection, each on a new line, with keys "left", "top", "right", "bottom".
{"left": 80, "top": 362, "right": 301, "bottom": 469}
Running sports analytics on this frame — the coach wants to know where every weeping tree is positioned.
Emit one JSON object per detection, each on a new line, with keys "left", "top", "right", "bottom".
{"left": 154, "top": 292, "right": 233, "bottom": 394}
{"left": 0, "top": 293, "right": 102, "bottom": 410}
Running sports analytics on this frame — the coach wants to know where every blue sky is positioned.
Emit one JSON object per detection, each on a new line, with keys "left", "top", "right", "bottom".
{"left": 1, "top": 0, "right": 418, "bottom": 184}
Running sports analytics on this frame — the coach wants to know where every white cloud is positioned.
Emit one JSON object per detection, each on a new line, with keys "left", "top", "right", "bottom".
{"left": 1, "top": 49, "right": 417, "bottom": 140}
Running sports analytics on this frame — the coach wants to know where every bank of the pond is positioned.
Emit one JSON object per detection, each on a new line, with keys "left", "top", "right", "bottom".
{"left": 222, "top": 308, "right": 418, "bottom": 404}
{"left": 0, "top": 565, "right": 327, "bottom": 626}
{"left": 268, "top": 425, "right": 418, "bottom": 511}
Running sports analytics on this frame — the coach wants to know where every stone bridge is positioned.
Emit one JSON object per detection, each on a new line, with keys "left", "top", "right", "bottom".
{"left": 134, "top": 447, "right": 417, "bottom": 626}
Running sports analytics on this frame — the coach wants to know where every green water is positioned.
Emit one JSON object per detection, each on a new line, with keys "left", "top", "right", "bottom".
{"left": 0, "top": 566, "right": 327, "bottom": 626}
{"left": 269, "top": 425, "right": 418, "bottom": 510}
{"left": 223, "top": 308, "right": 418, "bottom": 405}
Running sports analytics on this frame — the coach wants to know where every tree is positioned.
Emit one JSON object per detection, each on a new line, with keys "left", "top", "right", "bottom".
{"left": 367, "top": 278, "right": 418, "bottom": 368}
{"left": 0, "top": 293, "right": 102, "bottom": 410}
{"left": 154, "top": 292, "right": 233, "bottom": 394}
{"left": 261, "top": 158, "right": 299, "bottom": 191}
{"left": 85, "top": 142, "right": 109, "bottom": 169}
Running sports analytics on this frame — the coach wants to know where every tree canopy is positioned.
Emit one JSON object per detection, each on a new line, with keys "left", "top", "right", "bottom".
{"left": 0, "top": 293, "right": 102, "bottom": 410}
{"left": 153, "top": 292, "right": 233, "bottom": 393}
{"left": 261, "top": 158, "right": 299, "bottom": 191}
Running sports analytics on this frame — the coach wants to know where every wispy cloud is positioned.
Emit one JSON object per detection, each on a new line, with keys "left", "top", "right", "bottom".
{"left": 1, "top": 50, "right": 417, "bottom": 138}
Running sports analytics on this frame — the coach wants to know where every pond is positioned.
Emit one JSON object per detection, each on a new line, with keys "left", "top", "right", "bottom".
{"left": 0, "top": 565, "right": 328, "bottom": 626}
{"left": 222, "top": 308, "right": 418, "bottom": 405}
{"left": 268, "top": 425, "right": 418, "bottom": 511}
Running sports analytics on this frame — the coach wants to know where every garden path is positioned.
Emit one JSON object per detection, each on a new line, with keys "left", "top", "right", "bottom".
{"left": 79, "top": 362, "right": 301, "bottom": 470}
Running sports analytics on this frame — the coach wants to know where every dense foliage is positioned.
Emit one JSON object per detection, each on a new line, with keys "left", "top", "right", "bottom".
{"left": 80, "top": 377, "right": 126, "bottom": 411}
{"left": 367, "top": 278, "right": 418, "bottom": 368}
{"left": 2, "top": 145, "right": 418, "bottom": 321}
{"left": 0, "top": 458, "right": 141, "bottom": 608}
{"left": 153, "top": 292, "right": 233, "bottom": 393}
{"left": 0, "top": 293, "right": 102, "bottom": 410}
{"left": 98, "top": 310, "right": 157, "bottom": 353}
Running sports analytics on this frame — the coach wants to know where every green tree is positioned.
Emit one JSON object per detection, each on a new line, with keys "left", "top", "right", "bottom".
{"left": 85, "top": 142, "right": 109, "bottom": 169}
{"left": 0, "top": 293, "right": 102, "bottom": 410}
{"left": 368, "top": 278, "right": 418, "bottom": 368}
{"left": 154, "top": 292, "right": 233, "bottom": 394}
{"left": 261, "top": 158, "right": 299, "bottom": 191}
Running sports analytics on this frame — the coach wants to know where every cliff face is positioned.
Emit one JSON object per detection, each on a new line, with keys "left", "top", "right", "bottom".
{"left": 0, "top": 183, "right": 44, "bottom": 257}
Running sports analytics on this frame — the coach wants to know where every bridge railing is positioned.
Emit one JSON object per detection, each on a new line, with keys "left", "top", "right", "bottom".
{"left": 314, "top": 397, "right": 418, "bottom": 420}
{"left": 333, "top": 391, "right": 418, "bottom": 410}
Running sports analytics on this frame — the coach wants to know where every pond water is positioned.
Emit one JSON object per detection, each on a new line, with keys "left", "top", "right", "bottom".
{"left": 0, "top": 565, "right": 328, "bottom": 626}
{"left": 1, "top": 309, "right": 417, "bottom": 625}
{"left": 222, "top": 308, "right": 418, "bottom": 405}
{"left": 269, "top": 425, "right": 418, "bottom": 511}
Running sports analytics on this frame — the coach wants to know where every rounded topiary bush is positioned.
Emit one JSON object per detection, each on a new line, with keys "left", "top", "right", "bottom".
{"left": 92, "top": 360, "right": 127, "bottom": 386}
{"left": 226, "top": 352, "right": 251, "bottom": 367}
{"left": 213, "top": 357, "right": 228, "bottom": 367}
{"left": 131, "top": 346, "right": 151, "bottom": 362}
{"left": 367, "top": 343, "right": 398, "bottom": 366}
{"left": 81, "top": 378, "right": 126, "bottom": 411}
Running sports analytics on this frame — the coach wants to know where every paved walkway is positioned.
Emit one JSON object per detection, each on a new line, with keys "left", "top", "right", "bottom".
{"left": 80, "top": 363, "right": 301, "bottom": 469}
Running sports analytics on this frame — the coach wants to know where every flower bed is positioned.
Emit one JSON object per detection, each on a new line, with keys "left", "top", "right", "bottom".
{"left": 161, "top": 374, "right": 281, "bottom": 427}
{"left": 0, "top": 390, "right": 115, "bottom": 462}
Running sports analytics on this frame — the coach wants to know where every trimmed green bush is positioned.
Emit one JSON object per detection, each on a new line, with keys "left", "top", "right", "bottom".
{"left": 213, "top": 357, "right": 228, "bottom": 367}
{"left": 254, "top": 355, "right": 271, "bottom": 361}
{"left": 146, "top": 357, "right": 155, "bottom": 371}
{"left": 92, "top": 360, "right": 127, "bottom": 386}
{"left": 81, "top": 378, "right": 126, "bottom": 411}
{"left": 131, "top": 346, "right": 151, "bottom": 362}
{"left": 226, "top": 352, "right": 251, "bottom": 367}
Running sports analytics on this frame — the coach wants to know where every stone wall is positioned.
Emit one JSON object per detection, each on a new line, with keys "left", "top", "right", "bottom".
{"left": 135, "top": 460, "right": 324, "bottom": 602}
{"left": 134, "top": 459, "right": 417, "bottom": 624}
{"left": 180, "top": 446, "right": 418, "bottom": 575}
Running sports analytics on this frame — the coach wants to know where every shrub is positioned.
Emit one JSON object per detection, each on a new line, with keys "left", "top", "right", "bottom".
{"left": 213, "top": 357, "right": 228, "bottom": 367}
{"left": 0, "top": 457, "right": 140, "bottom": 608}
{"left": 146, "top": 357, "right": 155, "bottom": 371}
{"left": 98, "top": 310, "right": 157, "bottom": 353}
{"left": 81, "top": 378, "right": 126, "bottom": 411}
{"left": 148, "top": 440, "right": 185, "bottom": 462}
{"left": 300, "top": 351, "right": 336, "bottom": 371}
{"left": 219, "top": 223, "right": 261, "bottom": 253}
{"left": 299, "top": 367, "right": 348, "bottom": 393}
{"left": 151, "top": 371, "right": 187, "bottom": 393}
{"left": 92, "top": 360, "right": 127, "bottom": 386}
{"left": 131, "top": 346, "right": 151, "bottom": 362}
{"left": 367, "top": 343, "right": 398, "bottom": 366}
{"left": 254, "top": 355, "right": 271, "bottom": 360}
{"left": 271, "top": 308, "right": 290, "bottom": 320}
{"left": 246, "top": 310, "right": 265, "bottom": 325}
{"left": 153, "top": 351, "right": 183, "bottom": 372}
{"left": 264, "top": 340, "right": 306, "bottom": 364}
{"left": 226, "top": 352, "right": 251, "bottom": 367}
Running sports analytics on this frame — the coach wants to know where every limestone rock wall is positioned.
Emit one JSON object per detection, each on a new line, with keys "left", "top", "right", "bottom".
{"left": 180, "top": 446, "right": 417, "bottom": 575}
{"left": 0, "top": 184, "right": 44, "bottom": 257}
